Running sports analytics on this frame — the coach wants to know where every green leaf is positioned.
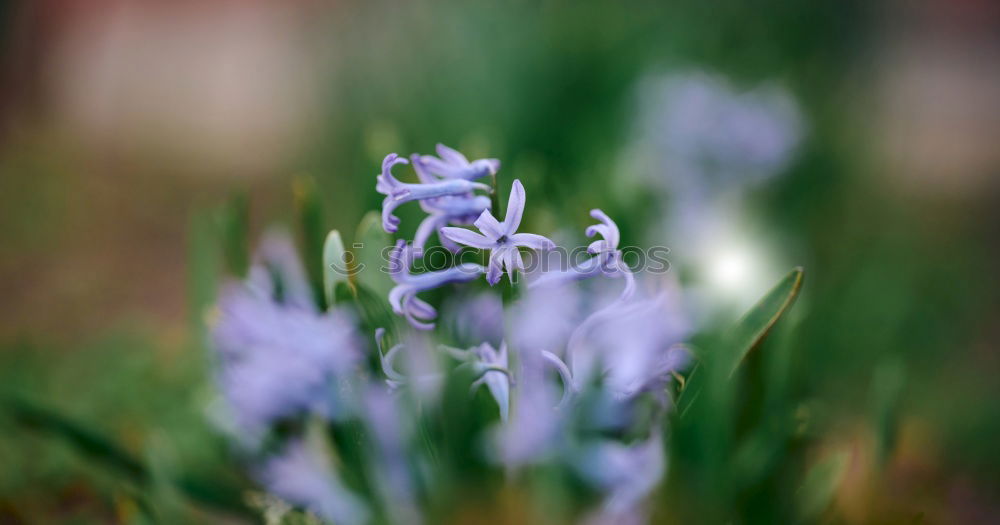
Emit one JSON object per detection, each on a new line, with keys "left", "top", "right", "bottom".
{"left": 323, "top": 229, "right": 352, "bottom": 307}
{"left": 352, "top": 211, "right": 395, "bottom": 299}
{"left": 675, "top": 268, "right": 804, "bottom": 418}
{"left": 871, "top": 356, "right": 906, "bottom": 466}
{"left": 5, "top": 396, "right": 148, "bottom": 483}
{"left": 5, "top": 396, "right": 256, "bottom": 519}
{"left": 294, "top": 175, "right": 328, "bottom": 310}
{"left": 218, "top": 191, "right": 250, "bottom": 278}
{"left": 726, "top": 267, "right": 804, "bottom": 377}
{"left": 796, "top": 449, "right": 849, "bottom": 522}
{"left": 187, "top": 209, "right": 221, "bottom": 343}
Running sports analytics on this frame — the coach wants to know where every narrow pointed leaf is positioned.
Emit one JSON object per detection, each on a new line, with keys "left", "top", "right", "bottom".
{"left": 323, "top": 229, "right": 352, "bottom": 307}
{"left": 727, "top": 267, "right": 804, "bottom": 376}
{"left": 218, "top": 192, "right": 249, "bottom": 277}
{"left": 294, "top": 175, "right": 328, "bottom": 309}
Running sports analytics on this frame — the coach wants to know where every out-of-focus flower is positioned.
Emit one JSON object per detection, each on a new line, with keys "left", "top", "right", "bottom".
{"left": 572, "top": 431, "right": 664, "bottom": 520}
{"left": 571, "top": 291, "right": 690, "bottom": 398}
{"left": 377, "top": 153, "right": 491, "bottom": 233}
{"left": 495, "top": 378, "right": 565, "bottom": 469}
{"left": 388, "top": 240, "right": 484, "bottom": 330}
{"left": 211, "top": 236, "right": 362, "bottom": 436}
{"left": 441, "top": 179, "right": 555, "bottom": 285}
{"left": 375, "top": 329, "right": 445, "bottom": 402}
{"left": 411, "top": 143, "right": 499, "bottom": 182}
{"left": 635, "top": 71, "right": 803, "bottom": 196}
{"left": 359, "top": 385, "right": 422, "bottom": 525}
{"left": 444, "top": 292, "right": 505, "bottom": 346}
{"left": 245, "top": 229, "right": 316, "bottom": 312}
{"left": 255, "top": 440, "right": 370, "bottom": 525}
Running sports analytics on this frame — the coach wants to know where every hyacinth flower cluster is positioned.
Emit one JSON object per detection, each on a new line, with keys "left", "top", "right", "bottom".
{"left": 209, "top": 144, "right": 696, "bottom": 525}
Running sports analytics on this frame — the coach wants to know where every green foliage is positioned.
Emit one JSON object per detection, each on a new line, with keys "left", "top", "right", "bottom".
{"left": 295, "top": 175, "right": 330, "bottom": 310}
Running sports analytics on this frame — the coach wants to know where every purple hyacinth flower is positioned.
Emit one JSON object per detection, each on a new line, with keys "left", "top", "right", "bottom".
{"left": 411, "top": 143, "right": 499, "bottom": 182}
{"left": 413, "top": 195, "right": 492, "bottom": 255}
{"left": 254, "top": 440, "right": 370, "bottom": 525}
{"left": 440, "top": 179, "right": 555, "bottom": 285}
{"left": 571, "top": 430, "right": 664, "bottom": 519}
{"left": 376, "top": 153, "right": 490, "bottom": 233}
{"left": 388, "top": 240, "right": 485, "bottom": 330}
{"left": 531, "top": 209, "right": 634, "bottom": 300}
{"left": 573, "top": 292, "right": 690, "bottom": 399}
{"left": 211, "top": 271, "right": 362, "bottom": 435}
{"left": 246, "top": 229, "right": 317, "bottom": 312}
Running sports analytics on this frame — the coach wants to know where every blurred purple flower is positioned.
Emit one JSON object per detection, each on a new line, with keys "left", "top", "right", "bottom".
{"left": 388, "top": 240, "right": 484, "bottom": 330}
{"left": 376, "top": 153, "right": 490, "bottom": 233}
{"left": 375, "top": 329, "right": 445, "bottom": 402}
{"left": 572, "top": 292, "right": 690, "bottom": 398}
{"left": 246, "top": 229, "right": 317, "bottom": 311}
{"left": 571, "top": 431, "right": 664, "bottom": 520}
{"left": 441, "top": 179, "right": 555, "bottom": 285}
{"left": 359, "top": 385, "right": 422, "bottom": 525}
{"left": 212, "top": 247, "right": 362, "bottom": 435}
{"left": 494, "top": 379, "right": 565, "bottom": 468}
{"left": 444, "top": 292, "right": 504, "bottom": 346}
{"left": 411, "top": 143, "right": 499, "bottom": 182}
{"left": 255, "top": 440, "right": 370, "bottom": 525}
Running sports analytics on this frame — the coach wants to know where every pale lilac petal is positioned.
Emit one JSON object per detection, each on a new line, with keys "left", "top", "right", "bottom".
{"left": 381, "top": 197, "right": 402, "bottom": 233}
{"left": 510, "top": 248, "right": 524, "bottom": 274}
{"left": 588, "top": 239, "right": 613, "bottom": 255}
{"left": 436, "top": 143, "right": 469, "bottom": 165}
{"left": 474, "top": 210, "right": 504, "bottom": 240}
{"left": 407, "top": 295, "right": 437, "bottom": 319}
{"left": 440, "top": 227, "right": 493, "bottom": 249}
{"left": 510, "top": 233, "right": 556, "bottom": 251}
{"left": 388, "top": 285, "right": 410, "bottom": 315}
{"left": 410, "top": 153, "right": 440, "bottom": 184}
{"left": 413, "top": 214, "right": 447, "bottom": 254}
{"left": 485, "top": 252, "right": 504, "bottom": 286}
{"left": 503, "top": 179, "right": 526, "bottom": 233}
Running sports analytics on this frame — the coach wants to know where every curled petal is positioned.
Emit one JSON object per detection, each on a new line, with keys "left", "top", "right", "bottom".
{"left": 440, "top": 227, "right": 494, "bottom": 249}
{"left": 387, "top": 284, "right": 411, "bottom": 315}
{"left": 503, "top": 179, "right": 526, "bottom": 233}
{"left": 587, "top": 208, "right": 620, "bottom": 249}
{"left": 402, "top": 300, "right": 436, "bottom": 330}
{"left": 381, "top": 197, "right": 402, "bottom": 233}
{"left": 542, "top": 350, "right": 576, "bottom": 408}
{"left": 511, "top": 233, "right": 556, "bottom": 251}
{"left": 406, "top": 295, "right": 437, "bottom": 319}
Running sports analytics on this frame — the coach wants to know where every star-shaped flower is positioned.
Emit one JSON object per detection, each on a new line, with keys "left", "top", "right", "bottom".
{"left": 440, "top": 179, "right": 555, "bottom": 285}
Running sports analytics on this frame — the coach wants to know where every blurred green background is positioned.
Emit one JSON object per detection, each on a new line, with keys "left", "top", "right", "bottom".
{"left": 1, "top": 0, "right": 998, "bottom": 523}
